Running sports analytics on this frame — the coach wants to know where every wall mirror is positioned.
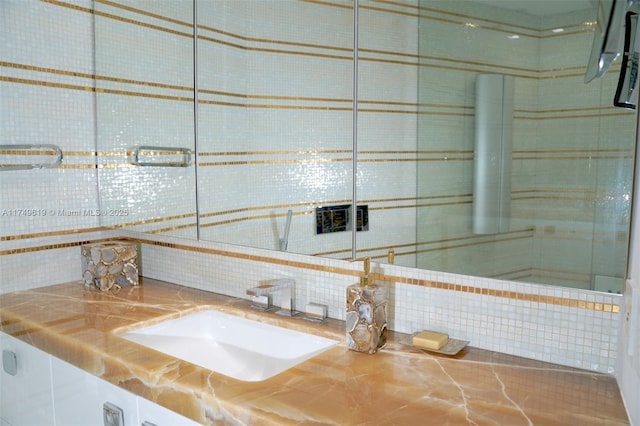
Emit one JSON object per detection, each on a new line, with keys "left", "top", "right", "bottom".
{"left": 95, "top": 0, "right": 637, "bottom": 292}
{"left": 94, "top": 0, "right": 198, "bottom": 239}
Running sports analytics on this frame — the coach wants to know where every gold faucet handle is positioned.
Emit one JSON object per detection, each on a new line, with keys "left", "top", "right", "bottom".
{"left": 360, "top": 256, "right": 371, "bottom": 287}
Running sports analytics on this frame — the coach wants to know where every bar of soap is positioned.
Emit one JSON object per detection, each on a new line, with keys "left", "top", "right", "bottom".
{"left": 413, "top": 330, "right": 449, "bottom": 350}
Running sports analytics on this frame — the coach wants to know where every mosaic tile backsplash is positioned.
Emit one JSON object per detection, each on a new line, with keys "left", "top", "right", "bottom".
{"left": 137, "top": 233, "right": 622, "bottom": 374}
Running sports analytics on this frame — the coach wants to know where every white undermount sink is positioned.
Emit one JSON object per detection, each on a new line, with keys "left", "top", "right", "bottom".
{"left": 119, "top": 310, "right": 339, "bottom": 382}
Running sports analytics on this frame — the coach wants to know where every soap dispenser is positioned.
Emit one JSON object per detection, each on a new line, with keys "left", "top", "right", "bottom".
{"left": 346, "top": 257, "right": 388, "bottom": 354}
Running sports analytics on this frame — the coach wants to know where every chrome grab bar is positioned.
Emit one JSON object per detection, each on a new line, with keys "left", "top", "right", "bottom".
{"left": 0, "top": 144, "right": 63, "bottom": 171}
{"left": 132, "top": 146, "right": 192, "bottom": 167}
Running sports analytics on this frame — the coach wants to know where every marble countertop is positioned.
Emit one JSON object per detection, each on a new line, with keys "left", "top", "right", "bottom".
{"left": 0, "top": 279, "right": 630, "bottom": 425}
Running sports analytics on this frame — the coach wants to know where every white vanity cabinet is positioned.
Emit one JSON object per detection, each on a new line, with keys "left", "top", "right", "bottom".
{"left": 137, "top": 396, "right": 202, "bottom": 426}
{"left": 51, "top": 356, "right": 139, "bottom": 425}
{"left": 0, "top": 333, "right": 55, "bottom": 426}
{"left": 52, "top": 356, "right": 200, "bottom": 426}
{"left": 0, "top": 332, "right": 200, "bottom": 426}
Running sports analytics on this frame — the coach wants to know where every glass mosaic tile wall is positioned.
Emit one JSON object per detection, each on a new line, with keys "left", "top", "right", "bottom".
{"left": 195, "top": 0, "right": 356, "bottom": 254}
{"left": 416, "top": 1, "right": 636, "bottom": 291}
{"left": 94, "top": 0, "right": 197, "bottom": 238}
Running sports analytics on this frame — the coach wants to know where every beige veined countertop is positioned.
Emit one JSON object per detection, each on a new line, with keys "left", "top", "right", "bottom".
{"left": 0, "top": 278, "right": 630, "bottom": 425}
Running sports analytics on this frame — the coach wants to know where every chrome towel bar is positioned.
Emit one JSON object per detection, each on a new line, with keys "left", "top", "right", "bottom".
{"left": 0, "top": 144, "right": 63, "bottom": 171}
{"left": 132, "top": 146, "right": 192, "bottom": 167}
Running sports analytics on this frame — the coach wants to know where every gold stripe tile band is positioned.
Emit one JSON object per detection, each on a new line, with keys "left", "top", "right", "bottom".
{"left": 0, "top": 233, "right": 621, "bottom": 314}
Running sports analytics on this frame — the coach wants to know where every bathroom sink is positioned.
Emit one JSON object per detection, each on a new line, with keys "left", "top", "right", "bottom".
{"left": 119, "top": 310, "right": 339, "bottom": 382}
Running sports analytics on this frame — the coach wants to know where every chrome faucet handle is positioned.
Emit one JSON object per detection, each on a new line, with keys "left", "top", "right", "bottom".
{"left": 304, "top": 302, "right": 327, "bottom": 323}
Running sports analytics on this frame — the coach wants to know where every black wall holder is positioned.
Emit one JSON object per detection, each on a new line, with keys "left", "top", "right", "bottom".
{"left": 315, "top": 204, "right": 368, "bottom": 234}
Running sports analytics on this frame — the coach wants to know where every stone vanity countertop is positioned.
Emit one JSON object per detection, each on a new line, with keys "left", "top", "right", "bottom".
{"left": 0, "top": 279, "right": 630, "bottom": 425}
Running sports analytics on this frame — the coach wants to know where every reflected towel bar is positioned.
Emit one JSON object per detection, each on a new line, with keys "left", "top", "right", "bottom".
{"left": 132, "top": 146, "right": 192, "bottom": 167}
{"left": 0, "top": 144, "right": 63, "bottom": 171}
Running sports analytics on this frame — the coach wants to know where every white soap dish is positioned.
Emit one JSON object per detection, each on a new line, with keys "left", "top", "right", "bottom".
{"left": 412, "top": 337, "right": 469, "bottom": 356}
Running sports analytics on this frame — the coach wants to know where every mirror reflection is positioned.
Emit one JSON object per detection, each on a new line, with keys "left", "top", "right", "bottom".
{"left": 412, "top": 0, "right": 635, "bottom": 291}
{"left": 195, "top": 0, "right": 355, "bottom": 254}
{"left": 95, "top": 0, "right": 197, "bottom": 238}
{"left": 96, "top": 0, "right": 636, "bottom": 292}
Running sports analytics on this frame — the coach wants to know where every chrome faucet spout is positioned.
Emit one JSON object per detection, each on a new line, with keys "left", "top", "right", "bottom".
{"left": 246, "top": 279, "right": 299, "bottom": 316}
{"left": 246, "top": 284, "right": 277, "bottom": 297}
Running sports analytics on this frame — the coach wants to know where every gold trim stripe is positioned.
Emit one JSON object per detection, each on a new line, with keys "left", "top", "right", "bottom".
{"left": 1, "top": 61, "right": 94, "bottom": 80}
{"left": 197, "top": 23, "right": 353, "bottom": 54}
{"left": 94, "top": 0, "right": 192, "bottom": 28}
{"left": 94, "top": 7, "right": 192, "bottom": 39}
{"left": 197, "top": 148, "right": 627, "bottom": 157}
{"left": 199, "top": 99, "right": 351, "bottom": 110}
{"left": 1, "top": 61, "right": 193, "bottom": 92}
{"left": 1, "top": 239, "right": 106, "bottom": 256}
{"left": 133, "top": 236, "right": 620, "bottom": 314}
{"left": 515, "top": 112, "right": 634, "bottom": 120}
{"left": 199, "top": 149, "right": 352, "bottom": 156}
{"left": 300, "top": 0, "right": 353, "bottom": 11}
{"left": 0, "top": 213, "right": 196, "bottom": 243}
{"left": 5, "top": 57, "right": 625, "bottom": 114}
{"left": 514, "top": 155, "right": 633, "bottom": 161}
{"left": 0, "top": 75, "right": 193, "bottom": 103}
{"left": 48, "top": 0, "right": 599, "bottom": 83}
{"left": 0, "top": 232, "right": 621, "bottom": 313}
{"left": 376, "top": 271, "right": 619, "bottom": 313}
{"left": 514, "top": 148, "right": 633, "bottom": 153}
{"left": 7, "top": 64, "right": 627, "bottom": 115}
{"left": 44, "top": 0, "right": 193, "bottom": 38}
{"left": 198, "top": 158, "right": 350, "bottom": 167}
{"left": 199, "top": 204, "right": 333, "bottom": 220}
{"left": 102, "top": 213, "right": 197, "bottom": 230}
{"left": 349, "top": 228, "right": 534, "bottom": 260}
{"left": 127, "top": 237, "right": 361, "bottom": 278}
{"left": 40, "top": 0, "right": 92, "bottom": 14}
{"left": 199, "top": 89, "right": 351, "bottom": 103}
{"left": 197, "top": 34, "right": 353, "bottom": 61}
{"left": 5, "top": 146, "right": 629, "bottom": 168}
{"left": 0, "top": 76, "right": 94, "bottom": 92}
{"left": 1, "top": 227, "right": 110, "bottom": 243}
{"left": 200, "top": 213, "right": 293, "bottom": 229}
{"left": 42, "top": 0, "right": 599, "bottom": 83}
{"left": 366, "top": 0, "right": 594, "bottom": 40}
{"left": 414, "top": 234, "right": 533, "bottom": 256}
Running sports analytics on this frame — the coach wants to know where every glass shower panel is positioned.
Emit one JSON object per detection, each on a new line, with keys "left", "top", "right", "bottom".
{"left": 95, "top": 1, "right": 197, "bottom": 239}
{"left": 589, "top": 84, "right": 635, "bottom": 293}
{"left": 416, "top": 0, "right": 636, "bottom": 290}
{"left": 196, "top": 0, "right": 354, "bottom": 257}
